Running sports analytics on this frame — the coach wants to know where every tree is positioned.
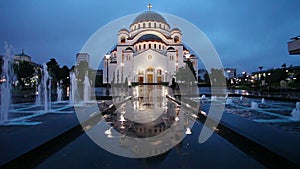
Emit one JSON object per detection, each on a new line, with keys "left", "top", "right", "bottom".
{"left": 185, "top": 59, "right": 196, "bottom": 80}
{"left": 203, "top": 72, "right": 211, "bottom": 86}
{"left": 46, "top": 58, "right": 60, "bottom": 85}
{"left": 175, "top": 60, "right": 197, "bottom": 84}
{"left": 210, "top": 68, "right": 226, "bottom": 86}
{"left": 14, "top": 61, "right": 35, "bottom": 87}
{"left": 60, "top": 65, "right": 70, "bottom": 87}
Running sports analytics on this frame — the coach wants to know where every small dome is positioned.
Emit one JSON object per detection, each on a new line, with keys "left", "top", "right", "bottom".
{"left": 132, "top": 11, "right": 169, "bottom": 26}
{"left": 15, "top": 49, "right": 31, "bottom": 57}
{"left": 136, "top": 34, "right": 163, "bottom": 43}
{"left": 171, "top": 28, "right": 180, "bottom": 32}
{"left": 119, "top": 28, "right": 129, "bottom": 32}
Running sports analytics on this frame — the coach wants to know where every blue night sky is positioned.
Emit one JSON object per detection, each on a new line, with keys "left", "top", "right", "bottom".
{"left": 0, "top": 0, "right": 300, "bottom": 73}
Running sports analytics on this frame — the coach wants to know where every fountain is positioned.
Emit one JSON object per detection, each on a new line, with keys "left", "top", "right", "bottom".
{"left": 83, "top": 73, "right": 90, "bottom": 102}
{"left": 42, "top": 64, "right": 50, "bottom": 113}
{"left": 69, "top": 72, "right": 77, "bottom": 105}
{"left": 226, "top": 98, "right": 233, "bottom": 105}
{"left": 48, "top": 79, "right": 52, "bottom": 112}
{"left": 251, "top": 101, "right": 259, "bottom": 109}
{"left": 0, "top": 43, "right": 14, "bottom": 124}
{"left": 261, "top": 98, "right": 265, "bottom": 104}
{"left": 240, "top": 96, "right": 243, "bottom": 101}
{"left": 211, "top": 96, "right": 217, "bottom": 101}
{"left": 36, "top": 84, "right": 42, "bottom": 105}
{"left": 225, "top": 92, "right": 229, "bottom": 99}
{"left": 291, "top": 102, "right": 300, "bottom": 120}
{"left": 56, "top": 83, "right": 62, "bottom": 102}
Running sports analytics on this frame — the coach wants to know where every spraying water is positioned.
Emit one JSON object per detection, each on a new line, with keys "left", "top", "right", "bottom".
{"left": 83, "top": 73, "right": 90, "bottom": 102}
{"left": 251, "top": 101, "right": 259, "bottom": 109}
{"left": 69, "top": 72, "right": 77, "bottom": 105}
{"left": 36, "top": 84, "right": 41, "bottom": 105}
{"left": 57, "top": 83, "right": 62, "bottom": 102}
{"left": 291, "top": 102, "right": 300, "bottom": 120}
{"left": 0, "top": 43, "right": 14, "bottom": 124}
{"left": 48, "top": 79, "right": 52, "bottom": 112}
{"left": 42, "top": 64, "right": 49, "bottom": 113}
{"left": 211, "top": 96, "right": 217, "bottom": 101}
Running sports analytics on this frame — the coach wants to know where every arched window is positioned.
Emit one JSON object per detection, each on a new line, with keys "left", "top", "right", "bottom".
{"left": 159, "top": 23, "right": 161, "bottom": 28}
{"left": 149, "top": 44, "right": 151, "bottom": 49}
{"left": 143, "top": 23, "right": 145, "bottom": 28}
{"left": 120, "top": 36, "right": 126, "bottom": 44}
{"left": 154, "top": 44, "right": 156, "bottom": 49}
{"left": 154, "top": 23, "right": 156, "bottom": 28}
{"left": 147, "top": 67, "right": 154, "bottom": 72}
{"left": 159, "top": 44, "right": 161, "bottom": 50}
{"left": 157, "top": 69, "right": 162, "bottom": 75}
{"left": 139, "top": 45, "right": 141, "bottom": 50}
{"left": 174, "top": 36, "right": 180, "bottom": 43}
{"left": 148, "top": 22, "right": 151, "bottom": 28}
{"left": 143, "top": 44, "right": 146, "bottom": 49}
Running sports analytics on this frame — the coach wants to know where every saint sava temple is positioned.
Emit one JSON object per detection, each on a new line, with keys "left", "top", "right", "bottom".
{"left": 102, "top": 8, "right": 198, "bottom": 85}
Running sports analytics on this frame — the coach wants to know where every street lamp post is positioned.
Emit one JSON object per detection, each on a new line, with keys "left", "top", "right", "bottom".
{"left": 105, "top": 54, "right": 111, "bottom": 96}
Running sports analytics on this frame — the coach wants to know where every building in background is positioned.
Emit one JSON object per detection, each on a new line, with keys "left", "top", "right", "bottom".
{"left": 14, "top": 49, "right": 31, "bottom": 64}
{"left": 76, "top": 53, "right": 90, "bottom": 66}
{"left": 288, "top": 36, "right": 300, "bottom": 55}
{"left": 224, "top": 68, "right": 237, "bottom": 79}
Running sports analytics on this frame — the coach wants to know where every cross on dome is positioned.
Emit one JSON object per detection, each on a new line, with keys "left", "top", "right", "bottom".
{"left": 147, "top": 3, "right": 152, "bottom": 11}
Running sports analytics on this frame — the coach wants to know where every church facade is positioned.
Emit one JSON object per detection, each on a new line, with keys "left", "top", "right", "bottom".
{"left": 103, "top": 10, "right": 198, "bottom": 85}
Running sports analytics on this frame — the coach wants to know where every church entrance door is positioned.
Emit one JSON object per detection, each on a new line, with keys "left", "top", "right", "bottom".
{"left": 138, "top": 77, "right": 144, "bottom": 84}
{"left": 147, "top": 74, "right": 153, "bottom": 83}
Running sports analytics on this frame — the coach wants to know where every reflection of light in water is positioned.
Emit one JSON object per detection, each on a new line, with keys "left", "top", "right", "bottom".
{"left": 120, "top": 122, "right": 125, "bottom": 129}
{"left": 185, "top": 128, "right": 192, "bottom": 135}
{"left": 191, "top": 114, "right": 198, "bottom": 118}
{"left": 213, "top": 126, "right": 219, "bottom": 132}
{"left": 200, "top": 111, "right": 207, "bottom": 115}
{"left": 121, "top": 107, "right": 125, "bottom": 114}
{"left": 240, "top": 96, "right": 243, "bottom": 101}
{"left": 175, "top": 116, "right": 179, "bottom": 121}
{"left": 119, "top": 114, "right": 126, "bottom": 122}
{"left": 105, "top": 127, "right": 112, "bottom": 135}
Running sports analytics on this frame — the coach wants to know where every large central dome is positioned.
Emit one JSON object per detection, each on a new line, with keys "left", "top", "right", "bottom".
{"left": 132, "top": 11, "right": 168, "bottom": 25}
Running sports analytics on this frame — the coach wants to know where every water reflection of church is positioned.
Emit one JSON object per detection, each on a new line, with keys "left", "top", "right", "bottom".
{"left": 105, "top": 85, "right": 194, "bottom": 157}
{"left": 103, "top": 9, "right": 198, "bottom": 84}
